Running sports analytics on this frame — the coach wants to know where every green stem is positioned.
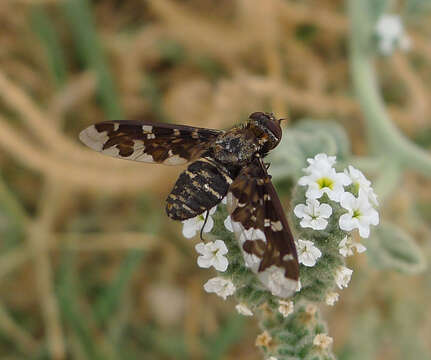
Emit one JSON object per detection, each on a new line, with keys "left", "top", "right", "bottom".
{"left": 348, "top": 0, "right": 431, "bottom": 177}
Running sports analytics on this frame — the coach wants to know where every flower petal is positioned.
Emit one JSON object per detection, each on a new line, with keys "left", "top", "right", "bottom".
{"left": 318, "top": 203, "right": 333, "bottom": 218}
{"left": 293, "top": 203, "right": 308, "bottom": 218}
{"left": 224, "top": 216, "right": 233, "bottom": 232}
{"left": 312, "top": 218, "right": 328, "bottom": 230}
{"left": 202, "top": 216, "right": 214, "bottom": 233}
{"left": 214, "top": 256, "right": 229, "bottom": 272}
{"left": 339, "top": 213, "right": 355, "bottom": 232}
{"left": 340, "top": 192, "right": 356, "bottom": 211}
{"left": 197, "top": 256, "right": 212, "bottom": 268}
{"left": 214, "top": 239, "right": 228, "bottom": 255}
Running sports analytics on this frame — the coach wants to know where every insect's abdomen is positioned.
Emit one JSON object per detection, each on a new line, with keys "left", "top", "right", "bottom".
{"left": 166, "top": 157, "right": 234, "bottom": 220}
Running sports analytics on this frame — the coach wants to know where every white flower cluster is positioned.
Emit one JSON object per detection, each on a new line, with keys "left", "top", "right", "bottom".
{"left": 295, "top": 154, "right": 379, "bottom": 239}
{"left": 181, "top": 205, "right": 236, "bottom": 299}
{"left": 375, "top": 14, "right": 411, "bottom": 55}
{"left": 183, "top": 154, "right": 379, "bottom": 311}
{"left": 294, "top": 154, "right": 379, "bottom": 300}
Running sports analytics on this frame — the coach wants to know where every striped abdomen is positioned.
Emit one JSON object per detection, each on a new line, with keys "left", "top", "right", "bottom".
{"left": 166, "top": 157, "right": 234, "bottom": 220}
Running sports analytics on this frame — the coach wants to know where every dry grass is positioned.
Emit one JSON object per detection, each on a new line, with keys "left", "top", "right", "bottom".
{"left": 0, "top": 0, "right": 430, "bottom": 359}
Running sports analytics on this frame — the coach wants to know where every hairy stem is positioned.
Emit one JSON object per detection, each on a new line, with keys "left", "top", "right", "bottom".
{"left": 348, "top": 0, "right": 431, "bottom": 177}
{"left": 210, "top": 208, "right": 335, "bottom": 360}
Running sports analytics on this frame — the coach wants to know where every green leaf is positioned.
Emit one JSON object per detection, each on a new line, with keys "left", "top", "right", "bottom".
{"left": 268, "top": 119, "right": 351, "bottom": 182}
{"left": 338, "top": 309, "right": 381, "bottom": 360}
{"left": 363, "top": 222, "right": 426, "bottom": 274}
{"left": 293, "top": 120, "right": 351, "bottom": 161}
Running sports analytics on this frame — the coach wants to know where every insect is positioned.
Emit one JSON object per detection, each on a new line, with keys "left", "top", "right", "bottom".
{"left": 79, "top": 112, "right": 299, "bottom": 297}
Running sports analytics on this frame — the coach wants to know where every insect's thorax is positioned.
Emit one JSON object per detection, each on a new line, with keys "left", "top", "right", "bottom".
{"left": 211, "top": 126, "right": 261, "bottom": 166}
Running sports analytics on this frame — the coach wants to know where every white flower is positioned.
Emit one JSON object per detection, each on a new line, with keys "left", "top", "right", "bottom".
{"left": 344, "top": 165, "right": 378, "bottom": 206}
{"left": 313, "top": 334, "right": 333, "bottom": 349}
{"left": 339, "top": 236, "right": 366, "bottom": 257}
{"left": 294, "top": 199, "right": 332, "bottom": 230}
{"left": 195, "top": 240, "right": 229, "bottom": 272}
{"left": 296, "top": 239, "right": 322, "bottom": 267}
{"left": 267, "top": 357, "right": 278, "bottom": 360}
{"left": 224, "top": 215, "right": 233, "bottom": 232}
{"left": 303, "top": 153, "right": 336, "bottom": 174}
{"left": 236, "top": 227, "right": 266, "bottom": 270}
{"left": 203, "top": 277, "right": 235, "bottom": 299}
{"left": 236, "top": 303, "right": 253, "bottom": 316}
{"left": 296, "top": 279, "right": 302, "bottom": 292}
{"left": 257, "top": 266, "right": 298, "bottom": 298}
{"left": 325, "top": 292, "right": 339, "bottom": 306}
{"left": 335, "top": 266, "right": 353, "bottom": 289}
{"left": 278, "top": 300, "right": 294, "bottom": 318}
{"left": 182, "top": 206, "right": 217, "bottom": 238}
{"left": 299, "top": 165, "right": 351, "bottom": 202}
{"left": 375, "top": 14, "right": 410, "bottom": 55}
{"left": 339, "top": 190, "right": 379, "bottom": 238}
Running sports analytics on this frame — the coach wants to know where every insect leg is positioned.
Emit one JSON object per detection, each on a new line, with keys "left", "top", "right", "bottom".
{"left": 200, "top": 210, "right": 210, "bottom": 241}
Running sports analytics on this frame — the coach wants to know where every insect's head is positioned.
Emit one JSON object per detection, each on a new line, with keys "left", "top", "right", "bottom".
{"left": 248, "top": 112, "right": 283, "bottom": 152}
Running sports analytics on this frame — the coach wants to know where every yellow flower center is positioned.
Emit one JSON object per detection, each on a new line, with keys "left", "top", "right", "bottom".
{"left": 317, "top": 177, "right": 334, "bottom": 190}
{"left": 353, "top": 182, "right": 360, "bottom": 194}
{"left": 353, "top": 209, "right": 361, "bottom": 218}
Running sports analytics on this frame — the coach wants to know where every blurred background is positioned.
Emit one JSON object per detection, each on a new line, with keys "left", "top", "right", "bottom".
{"left": 0, "top": 0, "right": 430, "bottom": 359}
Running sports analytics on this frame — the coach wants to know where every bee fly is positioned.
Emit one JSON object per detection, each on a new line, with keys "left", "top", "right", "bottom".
{"left": 80, "top": 112, "right": 299, "bottom": 297}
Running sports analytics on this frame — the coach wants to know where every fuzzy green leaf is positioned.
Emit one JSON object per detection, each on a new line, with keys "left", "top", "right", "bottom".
{"left": 363, "top": 222, "right": 426, "bottom": 274}
{"left": 268, "top": 119, "right": 350, "bottom": 182}
{"left": 293, "top": 120, "right": 351, "bottom": 161}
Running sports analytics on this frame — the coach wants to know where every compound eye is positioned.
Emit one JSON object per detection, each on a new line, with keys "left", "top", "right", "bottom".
{"left": 249, "top": 112, "right": 265, "bottom": 121}
{"left": 264, "top": 118, "right": 282, "bottom": 141}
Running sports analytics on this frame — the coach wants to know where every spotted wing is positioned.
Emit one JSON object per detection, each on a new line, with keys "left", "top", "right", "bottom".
{"left": 226, "top": 158, "right": 299, "bottom": 298}
{"left": 79, "top": 121, "right": 223, "bottom": 165}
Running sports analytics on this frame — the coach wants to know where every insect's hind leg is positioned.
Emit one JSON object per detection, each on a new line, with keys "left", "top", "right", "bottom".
{"left": 199, "top": 210, "right": 210, "bottom": 241}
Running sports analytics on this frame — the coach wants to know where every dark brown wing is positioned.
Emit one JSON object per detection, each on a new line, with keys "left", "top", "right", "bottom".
{"left": 79, "top": 121, "right": 223, "bottom": 165}
{"left": 226, "top": 158, "right": 299, "bottom": 298}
